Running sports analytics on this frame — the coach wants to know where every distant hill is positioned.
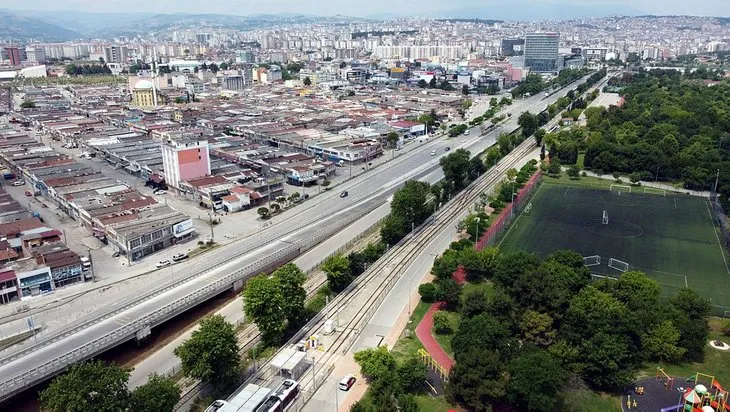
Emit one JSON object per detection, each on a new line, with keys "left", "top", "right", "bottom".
{"left": 0, "top": 11, "right": 81, "bottom": 41}
{"left": 11, "top": 10, "right": 155, "bottom": 36}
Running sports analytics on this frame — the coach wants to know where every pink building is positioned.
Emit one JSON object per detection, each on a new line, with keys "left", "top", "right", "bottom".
{"left": 161, "top": 138, "right": 211, "bottom": 190}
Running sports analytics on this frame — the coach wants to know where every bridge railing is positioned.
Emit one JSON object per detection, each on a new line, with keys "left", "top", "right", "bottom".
{"left": 0, "top": 199, "right": 385, "bottom": 401}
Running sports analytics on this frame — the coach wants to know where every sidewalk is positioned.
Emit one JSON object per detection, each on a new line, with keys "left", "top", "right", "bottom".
{"left": 415, "top": 303, "right": 454, "bottom": 371}
{"left": 575, "top": 169, "right": 712, "bottom": 198}
{"left": 328, "top": 276, "right": 425, "bottom": 412}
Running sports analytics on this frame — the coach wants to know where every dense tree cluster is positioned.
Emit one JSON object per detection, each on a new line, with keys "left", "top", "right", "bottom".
{"left": 40, "top": 361, "right": 180, "bottom": 412}
{"left": 511, "top": 68, "right": 590, "bottom": 98}
{"left": 380, "top": 180, "right": 434, "bottom": 246}
{"left": 65, "top": 64, "right": 112, "bottom": 76}
{"left": 174, "top": 314, "right": 241, "bottom": 387}
{"left": 578, "top": 70, "right": 730, "bottom": 199}
{"left": 351, "top": 345, "right": 427, "bottom": 411}
{"left": 432, "top": 249, "right": 712, "bottom": 412}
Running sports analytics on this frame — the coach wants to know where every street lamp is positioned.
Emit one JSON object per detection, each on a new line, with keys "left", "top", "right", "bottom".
{"left": 474, "top": 217, "right": 480, "bottom": 243}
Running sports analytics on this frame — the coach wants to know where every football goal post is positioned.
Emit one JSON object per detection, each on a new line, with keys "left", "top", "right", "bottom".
{"left": 602, "top": 210, "right": 608, "bottom": 225}
{"left": 643, "top": 187, "right": 667, "bottom": 197}
{"left": 610, "top": 184, "right": 632, "bottom": 195}
{"left": 608, "top": 258, "right": 629, "bottom": 273}
{"left": 583, "top": 255, "right": 601, "bottom": 267}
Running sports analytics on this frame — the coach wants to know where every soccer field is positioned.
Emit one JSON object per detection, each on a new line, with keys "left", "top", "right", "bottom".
{"left": 498, "top": 181, "right": 730, "bottom": 315}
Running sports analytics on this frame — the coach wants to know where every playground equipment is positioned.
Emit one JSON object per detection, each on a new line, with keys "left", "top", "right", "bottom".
{"left": 658, "top": 367, "right": 676, "bottom": 391}
{"left": 417, "top": 348, "right": 449, "bottom": 382}
{"left": 679, "top": 372, "right": 729, "bottom": 412}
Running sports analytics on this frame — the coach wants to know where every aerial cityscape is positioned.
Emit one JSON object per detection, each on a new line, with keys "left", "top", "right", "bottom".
{"left": 0, "top": 3, "right": 729, "bottom": 412}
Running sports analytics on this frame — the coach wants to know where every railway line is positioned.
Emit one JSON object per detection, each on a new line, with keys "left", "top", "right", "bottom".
{"left": 225, "top": 138, "right": 539, "bottom": 410}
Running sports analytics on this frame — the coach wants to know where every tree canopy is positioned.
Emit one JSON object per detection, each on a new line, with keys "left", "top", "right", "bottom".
{"left": 173, "top": 314, "right": 241, "bottom": 386}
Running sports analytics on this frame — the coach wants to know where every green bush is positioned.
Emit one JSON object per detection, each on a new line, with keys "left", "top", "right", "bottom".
{"left": 418, "top": 283, "right": 439, "bottom": 303}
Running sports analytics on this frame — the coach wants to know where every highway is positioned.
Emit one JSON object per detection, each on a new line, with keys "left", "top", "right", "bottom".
{"left": 0, "top": 76, "right": 590, "bottom": 404}
{"left": 234, "top": 134, "right": 541, "bottom": 412}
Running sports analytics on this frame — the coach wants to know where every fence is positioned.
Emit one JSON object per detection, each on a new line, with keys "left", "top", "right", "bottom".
{"left": 476, "top": 171, "right": 542, "bottom": 250}
{"left": 710, "top": 193, "right": 730, "bottom": 250}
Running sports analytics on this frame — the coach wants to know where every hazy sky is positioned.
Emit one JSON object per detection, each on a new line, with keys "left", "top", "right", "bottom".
{"left": 2, "top": 0, "right": 728, "bottom": 18}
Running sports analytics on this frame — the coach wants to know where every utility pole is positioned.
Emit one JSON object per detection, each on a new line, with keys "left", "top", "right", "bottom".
{"left": 714, "top": 169, "right": 721, "bottom": 195}
{"left": 88, "top": 248, "right": 96, "bottom": 282}
{"left": 208, "top": 213, "right": 215, "bottom": 242}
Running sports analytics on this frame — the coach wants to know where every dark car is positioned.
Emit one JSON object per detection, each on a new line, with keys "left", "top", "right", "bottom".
{"left": 445, "top": 146, "right": 451, "bottom": 151}
{"left": 340, "top": 191, "right": 348, "bottom": 198}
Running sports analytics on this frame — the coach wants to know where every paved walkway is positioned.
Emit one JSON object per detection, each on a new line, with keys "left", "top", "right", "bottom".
{"left": 570, "top": 169, "right": 712, "bottom": 198}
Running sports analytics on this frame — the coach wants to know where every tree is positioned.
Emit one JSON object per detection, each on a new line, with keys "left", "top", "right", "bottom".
{"left": 219, "top": 62, "right": 229, "bottom": 70}
{"left": 507, "top": 351, "right": 564, "bottom": 412}
{"left": 438, "top": 278, "right": 462, "bottom": 310}
{"left": 348, "top": 251, "right": 367, "bottom": 276}
{"left": 642, "top": 320, "right": 687, "bottom": 362}
{"left": 270, "top": 203, "right": 281, "bottom": 213}
{"left": 446, "top": 349, "right": 506, "bottom": 411}
{"left": 433, "top": 310, "right": 453, "bottom": 334}
{"left": 567, "top": 165, "right": 580, "bottom": 178}
{"left": 461, "top": 84, "right": 470, "bottom": 95}
{"left": 303, "top": 76, "right": 312, "bottom": 86}
{"left": 518, "top": 310, "right": 556, "bottom": 347}
{"left": 386, "top": 131, "right": 399, "bottom": 148}
{"left": 417, "top": 79, "right": 428, "bottom": 88}
{"left": 174, "top": 315, "right": 241, "bottom": 386}
{"left": 518, "top": 111, "right": 539, "bottom": 138}
{"left": 534, "top": 128, "right": 546, "bottom": 147}
{"left": 390, "top": 180, "right": 431, "bottom": 231}
{"left": 129, "top": 373, "right": 181, "bottom": 412}
{"left": 322, "top": 253, "right": 352, "bottom": 292}
{"left": 629, "top": 172, "right": 642, "bottom": 184}
{"left": 461, "top": 285, "right": 489, "bottom": 318}
{"left": 432, "top": 249, "right": 461, "bottom": 280}
{"left": 273, "top": 263, "right": 307, "bottom": 326}
{"left": 354, "top": 345, "right": 397, "bottom": 382}
{"left": 547, "top": 157, "right": 561, "bottom": 176}
{"left": 418, "top": 282, "right": 440, "bottom": 303}
{"left": 428, "top": 77, "right": 437, "bottom": 88}
{"left": 243, "top": 275, "right": 286, "bottom": 345}
{"left": 667, "top": 288, "right": 711, "bottom": 360}
{"left": 19, "top": 100, "right": 36, "bottom": 109}
{"left": 397, "top": 357, "right": 427, "bottom": 393}
{"left": 452, "top": 314, "right": 509, "bottom": 359}
{"left": 440, "top": 149, "right": 472, "bottom": 192}
{"left": 257, "top": 207, "right": 270, "bottom": 218}
{"left": 468, "top": 156, "right": 486, "bottom": 181}
{"left": 40, "top": 360, "right": 131, "bottom": 412}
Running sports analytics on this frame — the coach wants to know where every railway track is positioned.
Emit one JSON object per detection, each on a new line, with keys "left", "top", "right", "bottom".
{"left": 237, "top": 139, "right": 539, "bottom": 407}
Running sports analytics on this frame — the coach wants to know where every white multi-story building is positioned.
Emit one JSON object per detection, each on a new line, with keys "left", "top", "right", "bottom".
{"left": 25, "top": 47, "right": 46, "bottom": 64}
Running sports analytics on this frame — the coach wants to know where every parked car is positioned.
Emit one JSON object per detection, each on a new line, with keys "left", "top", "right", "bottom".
{"left": 430, "top": 150, "right": 437, "bottom": 156}
{"left": 172, "top": 253, "right": 188, "bottom": 262}
{"left": 156, "top": 260, "right": 171, "bottom": 268}
{"left": 445, "top": 146, "right": 451, "bottom": 151}
{"left": 11, "top": 180, "right": 23, "bottom": 186}
{"left": 338, "top": 375, "right": 356, "bottom": 391}
{"left": 154, "top": 190, "right": 167, "bottom": 195}
{"left": 464, "top": 129, "right": 470, "bottom": 135}
{"left": 24, "top": 190, "right": 32, "bottom": 197}
{"left": 340, "top": 191, "right": 348, "bottom": 198}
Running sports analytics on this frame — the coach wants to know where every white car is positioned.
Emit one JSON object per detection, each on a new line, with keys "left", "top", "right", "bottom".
{"left": 11, "top": 181, "right": 24, "bottom": 186}
{"left": 156, "top": 260, "right": 171, "bottom": 268}
{"left": 430, "top": 150, "right": 437, "bottom": 156}
{"left": 464, "top": 130, "right": 470, "bottom": 135}
{"left": 154, "top": 190, "right": 167, "bottom": 195}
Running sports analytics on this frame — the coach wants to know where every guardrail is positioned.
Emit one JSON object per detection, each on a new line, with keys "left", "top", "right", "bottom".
{"left": 0, "top": 198, "right": 386, "bottom": 402}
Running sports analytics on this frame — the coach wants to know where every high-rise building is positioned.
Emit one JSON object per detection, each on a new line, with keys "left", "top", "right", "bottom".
{"left": 161, "top": 139, "right": 211, "bottom": 190}
{"left": 25, "top": 46, "right": 46, "bottom": 64}
{"left": 524, "top": 33, "right": 559, "bottom": 73}
{"left": 235, "top": 49, "right": 255, "bottom": 63}
{"left": 4, "top": 47, "right": 21, "bottom": 66}
{"left": 103, "top": 46, "right": 128, "bottom": 63}
{"left": 501, "top": 38, "right": 525, "bottom": 56}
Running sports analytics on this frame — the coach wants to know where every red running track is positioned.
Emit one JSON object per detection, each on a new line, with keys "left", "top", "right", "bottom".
{"left": 415, "top": 302, "right": 455, "bottom": 371}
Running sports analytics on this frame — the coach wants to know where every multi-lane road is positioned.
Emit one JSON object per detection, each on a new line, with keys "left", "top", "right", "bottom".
{"left": 0, "top": 75, "right": 592, "bottom": 404}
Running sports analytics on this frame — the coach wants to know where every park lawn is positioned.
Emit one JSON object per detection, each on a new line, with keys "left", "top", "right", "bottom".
{"left": 542, "top": 172, "right": 622, "bottom": 190}
{"left": 414, "top": 394, "right": 459, "bottom": 412}
{"left": 391, "top": 301, "right": 430, "bottom": 363}
{"left": 558, "top": 389, "right": 623, "bottom": 412}
{"left": 638, "top": 319, "right": 730, "bottom": 385}
{"left": 576, "top": 152, "right": 585, "bottom": 169}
